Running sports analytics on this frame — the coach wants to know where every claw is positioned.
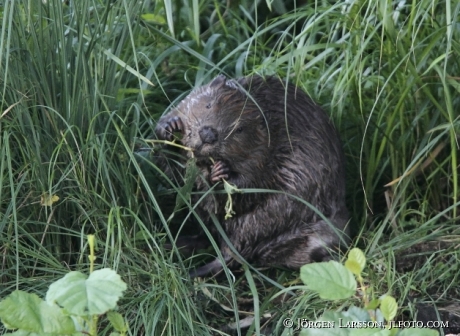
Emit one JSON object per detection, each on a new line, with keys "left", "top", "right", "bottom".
{"left": 210, "top": 161, "right": 230, "bottom": 183}
{"left": 155, "top": 116, "right": 184, "bottom": 141}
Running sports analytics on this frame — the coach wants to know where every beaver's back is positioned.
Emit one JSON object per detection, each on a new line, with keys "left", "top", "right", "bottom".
{"left": 229, "top": 76, "right": 347, "bottom": 220}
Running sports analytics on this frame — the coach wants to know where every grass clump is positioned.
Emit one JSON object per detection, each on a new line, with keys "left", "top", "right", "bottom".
{"left": 1, "top": 0, "right": 459, "bottom": 335}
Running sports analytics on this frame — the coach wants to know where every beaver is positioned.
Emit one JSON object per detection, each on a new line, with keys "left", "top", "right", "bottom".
{"left": 154, "top": 75, "right": 349, "bottom": 277}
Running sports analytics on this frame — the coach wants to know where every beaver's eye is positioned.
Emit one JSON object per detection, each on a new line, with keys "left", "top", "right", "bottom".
{"left": 235, "top": 127, "right": 243, "bottom": 134}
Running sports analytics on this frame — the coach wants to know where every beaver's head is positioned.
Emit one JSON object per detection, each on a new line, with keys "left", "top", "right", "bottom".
{"left": 173, "top": 75, "right": 270, "bottom": 164}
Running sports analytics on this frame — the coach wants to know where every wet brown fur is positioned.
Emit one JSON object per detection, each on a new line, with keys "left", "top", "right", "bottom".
{"left": 155, "top": 75, "right": 349, "bottom": 277}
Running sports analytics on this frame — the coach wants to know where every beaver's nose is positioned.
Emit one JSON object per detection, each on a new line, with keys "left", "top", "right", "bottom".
{"left": 199, "top": 126, "right": 218, "bottom": 144}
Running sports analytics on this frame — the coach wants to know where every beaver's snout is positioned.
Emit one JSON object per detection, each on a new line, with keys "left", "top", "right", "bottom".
{"left": 199, "top": 126, "right": 218, "bottom": 144}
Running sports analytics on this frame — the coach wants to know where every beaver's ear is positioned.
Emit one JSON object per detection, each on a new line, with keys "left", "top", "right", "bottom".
{"left": 209, "top": 74, "right": 245, "bottom": 95}
{"left": 224, "top": 78, "right": 240, "bottom": 90}
{"left": 209, "top": 74, "right": 227, "bottom": 88}
{"left": 225, "top": 78, "right": 249, "bottom": 97}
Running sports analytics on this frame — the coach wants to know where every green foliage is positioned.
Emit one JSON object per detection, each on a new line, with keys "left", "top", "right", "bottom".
{"left": 222, "top": 179, "right": 242, "bottom": 220}
{"left": 300, "top": 261, "right": 357, "bottom": 300}
{"left": 299, "top": 248, "right": 438, "bottom": 336}
{"left": 0, "top": 236, "right": 127, "bottom": 336}
{"left": 46, "top": 269, "right": 127, "bottom": 316}
{"left": 0, "top": 291, "right": 76, "bottom": 335}
{"left": 345, "top": 248, "right": 366, "bottom": 276}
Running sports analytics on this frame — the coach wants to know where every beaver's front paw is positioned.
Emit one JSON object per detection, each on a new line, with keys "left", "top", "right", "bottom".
{"left": 155, "top": 116, "right": 184, "bottom": 141}
{"left": 210, "top": 161, "right": 230, "bottom": 183}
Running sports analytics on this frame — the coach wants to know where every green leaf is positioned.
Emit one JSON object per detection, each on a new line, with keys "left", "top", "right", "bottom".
{"left": 300, "top": 261, "right": 357, "bottom": 300}
{"left": 342, "top": 306, "right": 371, "bottom": 321}
{"left": 223, "top": 179, "right": 242, "bottom": 219}
{"left": 223, "top": 178, "right": 242, "bottom": 194}
{"left": 40, "top": 193, "right": 60, "bottom": 206}
{"left": 345, "top": 260, "right": 362, "bottom": 277}
{"left": 397, "top": 329, "right": 439, "bottom": 336}
{"left": 350, "top": 329, "right": 390, "bottom": 336}
{"left": 107, "top": 311, "right": 127, "bottom": 333}
{"left": 366, "top": 298, "right": 380, "bottom": 310}
{"left": 46, "top": 269, "right": 127, "bottom": 316}
{"left": 389, "top": 328, "right": 399, "bottom": 336}
{"left": 374, "top": 309, "right": 385, "bottom": 324}
{"left": 0, "top": 290, "right": 76, "bottom": 334}
{"left": 300, "top": 327, "right": 348, "bottom": 336}
{"left": 5, "top": 331, "right": 42, "bottom": 336}
{"left": 141, "top": 13, "right": 166, "bottom": 25}
{"left": 380, "top": 296, "right": 397, "bottom": 322}
{"left": 300, "top": 311, "right": 351, "bottom": 336}
{"left": 345, "top": 248, "right": 366, "bottom": 275}
{"left": 300, "top": 308, "right": 389, "bottom": 336}
{"left": 46, "top": 271, "right": 88, "bottom": 314}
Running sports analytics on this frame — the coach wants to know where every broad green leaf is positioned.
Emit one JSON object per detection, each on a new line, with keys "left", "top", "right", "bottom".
{"left": 0, "top": 290, "right": 75, "bottom": 334}
{"left": 300, "top": 311, "right": 352, "bottom": 336}
{"left": 380, "top": 296, "right": 397, "bottom": 322}
{"left": 389, "top": 328, "right": 399, "bottom": 336}
{"left": 374, "top": 309, "right": 385, "bottom": 324}
{"left": 366, "top": 298, "right": 380, "bottom": 310}
{"left": 345, "top": 248, "right": 366, "bottom": 275}
{"left": 300, "top": 327, "right": 348, "bottom": 336}
{"left": 46, "top": 269, "right": 127, "bottom": 316}
{"left": 397, "top": 328, "right": 438, "bottom": 336}
{"left": 107, "top": 311, "right": 127, "bottom": 333}
{"left": 350, "top": 328, "right": 390, "bottom": 336}
{"left": 300, "top": 261, "right": 357, "bottom": 300}
{"left": 345, "top": 260, "right": 362, "bottom": 277}
{"left": 46, "top": 271, "right": 88, "bottom": 314}
{"left": 5, "top": 331, "right": 43, "bottom": 336}
{"left": 342, "top": 306, "right": 371, "bottom": 322}
{"left": 301, "top": 309, "right": 390, "bottom": 336}
{"left": 5, "top": 331, "right": 84, "bottom": 336}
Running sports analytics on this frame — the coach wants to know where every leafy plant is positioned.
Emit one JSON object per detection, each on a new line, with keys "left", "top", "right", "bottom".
{"left": 0, "top": 235, "right": 127, "bottom": 336}
{"left": 297, "top": 248, "right": 439, "bottom": 336}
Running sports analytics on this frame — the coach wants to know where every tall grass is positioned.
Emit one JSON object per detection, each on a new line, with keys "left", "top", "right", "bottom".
{"left": 0, "top": 1, "right": 210, "bottom": 334}
{"left": 1, "top": 0, "right": 459, "bottom": 335}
